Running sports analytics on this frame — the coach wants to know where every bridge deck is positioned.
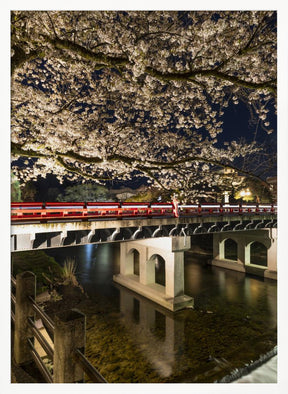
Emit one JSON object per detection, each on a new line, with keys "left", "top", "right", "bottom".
{"left": 11, "top": 213, "right": 277, "bottom": 252}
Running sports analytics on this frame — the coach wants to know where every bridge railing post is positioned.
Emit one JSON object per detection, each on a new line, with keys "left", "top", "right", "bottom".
{"left": 53, "top": 309, "right": 86, "bottom": 383}
{"left": 14, "top": 271, "right": 36, "bottom": 365}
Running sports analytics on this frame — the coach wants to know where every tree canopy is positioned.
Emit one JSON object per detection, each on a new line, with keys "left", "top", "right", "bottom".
{"left": 56, "top": 183, "right": 112, "bottom": 202}
{"left": 11, "top": 10, "right": 277, "bottom": 201}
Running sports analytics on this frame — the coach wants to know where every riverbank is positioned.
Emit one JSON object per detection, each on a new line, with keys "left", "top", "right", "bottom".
{"left": 236, "top": 355, "right": 277, "bottom": 383}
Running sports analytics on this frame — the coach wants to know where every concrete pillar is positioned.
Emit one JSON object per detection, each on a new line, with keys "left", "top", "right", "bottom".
{"left": 165, "top": 252, "right": 184, "bottom": 298}
{"left": 237, "top": 239, "right": 247, "bottom": 265}
{"left": 141, "top": 257, "right": 155, "bottom": 285}
{"left": 265, "top": 228, "right": 277, "bottom": 279}
{"left": 114, "top": 237, "right": 193, "bottom": 311}
{"left": 120, "top": 243, "right": 134, "bottom": 275}
{"left": 53, "top": 310, "right": 86, "bottom": 383}
{"left": 213, "top": 234, "right": 219, "bottom": 260}
{"left": 14, "top": 271, "right": 35, "bottom": 365}
{"left": 267, "top": 241, "right": 277, "bottom": 271}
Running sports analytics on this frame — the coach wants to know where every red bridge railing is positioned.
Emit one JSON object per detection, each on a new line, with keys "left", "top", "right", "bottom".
{"left": 11, "top": 202, "right": 277, "bottom": 222}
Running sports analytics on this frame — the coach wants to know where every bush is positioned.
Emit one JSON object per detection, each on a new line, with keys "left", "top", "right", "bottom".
{"left": 12, "top": 251, "right": 63, "bottom": 294}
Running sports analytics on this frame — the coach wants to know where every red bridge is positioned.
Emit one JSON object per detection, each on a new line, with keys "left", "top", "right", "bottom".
{"left": 11, "top": 202, "right": 276, "bottom": 223}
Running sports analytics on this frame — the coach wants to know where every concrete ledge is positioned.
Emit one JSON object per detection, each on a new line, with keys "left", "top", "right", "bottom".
{"left": 245, "top": 263, "right": 266, "bottom": 277}
{"left": 113, "top": 274, "right": 194, "bottom": 312}
{"left": 210, "top": 259, "right": 245, "bottom": 273}
{"left": 264, "top": 270, "right": 277, "bottom": 281}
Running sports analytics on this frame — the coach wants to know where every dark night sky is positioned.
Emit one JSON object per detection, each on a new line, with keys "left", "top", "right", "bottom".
{"left": 219, "top": 102, "right": 276, "bottom": 145}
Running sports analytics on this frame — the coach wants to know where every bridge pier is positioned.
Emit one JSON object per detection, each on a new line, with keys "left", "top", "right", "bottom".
{"left": 113, "top": 237, "right": 194, "bottom": 312}
{"left": 210, "top": 229, "right": 277, "bottom": 280}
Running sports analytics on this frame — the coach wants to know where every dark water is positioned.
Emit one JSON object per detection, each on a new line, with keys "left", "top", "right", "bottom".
{"left": 45, "top": 242, "right": 277, "bottom": 383}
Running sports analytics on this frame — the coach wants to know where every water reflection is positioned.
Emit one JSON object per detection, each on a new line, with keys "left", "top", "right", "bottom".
{"left": 184, "top": 255, "right": 277, "bottom": 329}
{"left": 117, "top": 284, "right": 184, "bottom": 377}
{"left": 45, "top": 242, "right": 277, "bottom": 382}
{"left": 46, "top": 243, "right": 119, "bottom": 298}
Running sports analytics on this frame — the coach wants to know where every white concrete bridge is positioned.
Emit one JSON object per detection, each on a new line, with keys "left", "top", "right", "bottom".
{"left": 11, "top": 213, "right": 277, "bottom": 312}
{"left": 11, "top": 212, "right": 276, "bottom": 252}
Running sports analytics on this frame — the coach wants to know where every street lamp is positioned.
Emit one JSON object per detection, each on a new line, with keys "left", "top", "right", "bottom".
{"left": 239, "top": 188, "right": 251, "bottom": 202}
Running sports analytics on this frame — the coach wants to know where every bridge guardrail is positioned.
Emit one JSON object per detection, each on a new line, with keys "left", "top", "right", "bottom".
{"left": 11, "top": 202, "right": 277, "bottom": 222}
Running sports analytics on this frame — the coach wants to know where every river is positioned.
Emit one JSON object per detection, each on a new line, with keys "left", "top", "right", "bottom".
{"left": 45, "top": 240, "right": 277, "bottom": 383}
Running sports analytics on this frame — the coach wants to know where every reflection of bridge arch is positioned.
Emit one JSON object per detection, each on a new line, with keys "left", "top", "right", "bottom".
{"left": 117, "top": 284, "right": 184, "bottom": 378}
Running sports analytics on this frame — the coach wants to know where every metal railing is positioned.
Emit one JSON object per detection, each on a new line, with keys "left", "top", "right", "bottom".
{"left": 11, "top": 273, "right": 107, "bottom": 383}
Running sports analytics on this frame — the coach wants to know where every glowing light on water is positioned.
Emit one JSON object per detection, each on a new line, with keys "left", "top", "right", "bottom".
{"left": 85, "top": 243, "right": 94, "bottom": 260}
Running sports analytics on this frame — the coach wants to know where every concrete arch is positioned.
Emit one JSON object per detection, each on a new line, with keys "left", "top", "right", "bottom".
{"left": 246, "top": 241, "right": 268, "bottom": 266}
{"left": 218, "top": 236, "right": 239, "bottom": 260}
{"left": 224, "top": 238, "right": 238, "bottom": 261}
{"left": 127, "top": 246, "right": 142, "bottom": 257}
{"left": 149, "top": 253, "right": 166, "bottom": 286}
{"left": 114, "top": 237, "right": 194, "bottom": 311}
{"left": 193, "top": 225, "right": 206, "bottom": 234}
{"left": 211, "top": 229, "right": 277, "bottom": 278}
{"left": 121, "top": 245, "right": 146, "bottom": 277}
{"left": 208, "top": 224, "right": 220, "bottom": 233}
{"left": 127, "top": 248, "right": 140, "bottom": 275}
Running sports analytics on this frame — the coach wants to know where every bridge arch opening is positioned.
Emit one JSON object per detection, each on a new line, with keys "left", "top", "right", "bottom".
{"left": 250, "top": 242, "right": 267, "bottom": 267}
{"left": 224, "top": 238, "right": 238, "bottom": 261}
{"left": 133, "top": 249, "right": 140, "bottom": 275}
{"left": 150, "top": 254, "right": 166, "bottom": 287}
{"left": 128, "top": 248, "right": 140, "bottom": 276}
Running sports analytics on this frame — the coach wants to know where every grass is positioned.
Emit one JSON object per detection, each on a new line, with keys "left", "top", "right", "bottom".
{"left": 62, "top": 257, "right": 79, "bottom": 286}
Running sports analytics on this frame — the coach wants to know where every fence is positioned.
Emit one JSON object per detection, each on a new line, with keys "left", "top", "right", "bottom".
{"left": 11, "top": 271, "right": 107, "bottom": 383}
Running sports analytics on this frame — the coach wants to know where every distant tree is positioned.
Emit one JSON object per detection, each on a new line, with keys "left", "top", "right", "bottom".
{"left": 125, "top": 186, "right": 171, "bottom": 203}
{"left": 21, "top": 181, "right": 37, "bottom": 201}
{"left": 46, "top": 187, "right": 62, "bottom": 202}
{"left": 56, "top": 183, "right": 112, "bottom": 201}
{"left": 234, "top": 178, "right": 273, "bottom": 203}
{"left": 11, "top": 173, "right": 21, "bottom": 201}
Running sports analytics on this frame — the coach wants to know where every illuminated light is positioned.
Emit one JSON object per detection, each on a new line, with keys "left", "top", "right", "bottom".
{"left": 150, "top": 204, "right": 173, "bottom": 208}
{"left": 87, "top": 205, "right": 119, "bottom": 209}
{"left": 179, "top": 205, "right": 198, "bottom": 208}
{"left": 122, "top": 205, "right": 149, "bottom": 209}
{"left": 201, "top": 205, "right": 221, "bottom": 208}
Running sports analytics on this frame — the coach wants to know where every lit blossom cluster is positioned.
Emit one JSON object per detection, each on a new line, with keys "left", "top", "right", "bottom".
{"left": 11, "top": 11, "right": 276, "bottom": 199}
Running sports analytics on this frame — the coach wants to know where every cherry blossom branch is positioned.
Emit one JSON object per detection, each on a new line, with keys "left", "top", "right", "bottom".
{"left": 145, "top": 67, "right": 276, "bottom": 95}
{"left": 42, "top": 35, "right": 129, "bottom": 68}
{"left": 11, "top": 142, "right": 270, "bottom": 189}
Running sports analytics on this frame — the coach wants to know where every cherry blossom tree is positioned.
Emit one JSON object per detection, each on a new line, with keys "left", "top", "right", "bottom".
{"left": 11, "top": 10, "right": 277, "bottom": 201}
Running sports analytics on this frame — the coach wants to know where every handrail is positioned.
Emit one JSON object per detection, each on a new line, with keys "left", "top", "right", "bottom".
{"left": 27, "top": 317, "right": 54, "bottom": 360}
{"left": 29, "top": 296, "right": 55, "bottom": 333}
{"left": 11, "top": 202, "right": 277, "bottom": 222}
{"left": 27, "top": 338, "right": 53, "bottom": 383}
{"left": 13, "top": 274, "right": 108, "bottom": 383}
{"left": 11, "top": 293, "right": 16, "bottom": 306}
{"left": 74, "top": 348, "right": 108, "bottom": 383}
{"left": 11, "top": 275, "right": 16, "bottom": 287}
